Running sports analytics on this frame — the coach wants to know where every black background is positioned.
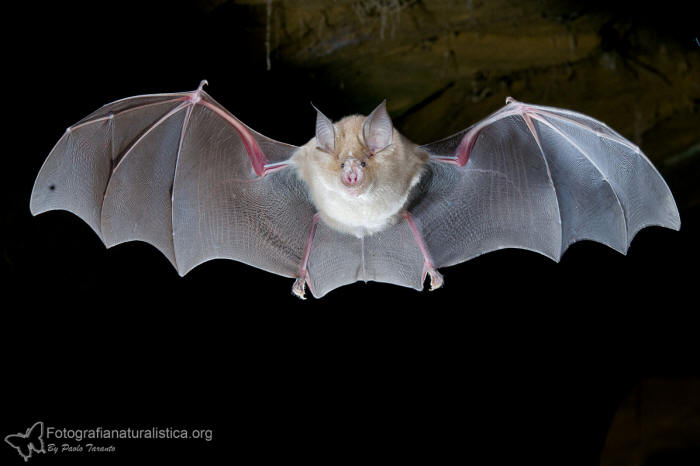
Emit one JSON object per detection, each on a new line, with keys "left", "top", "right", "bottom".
{"left": 2, "top": 1, "right": 698, "bottom": 464}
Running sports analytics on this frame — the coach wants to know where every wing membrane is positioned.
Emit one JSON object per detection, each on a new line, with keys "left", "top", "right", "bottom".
{"left": 31, "top": 84, "right": 315, "bottom": 279}
{"left": 417, "top": 98, "right": 680, "bottom": 268}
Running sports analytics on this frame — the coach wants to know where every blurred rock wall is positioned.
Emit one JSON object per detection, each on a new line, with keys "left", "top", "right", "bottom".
{"left": 601, "top": 378, "right": 700, "bottom": 466}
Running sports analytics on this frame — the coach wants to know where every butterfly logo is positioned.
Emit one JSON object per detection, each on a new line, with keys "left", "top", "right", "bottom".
{"left": 4, "top": 421, "right": 46, "bottom": 462}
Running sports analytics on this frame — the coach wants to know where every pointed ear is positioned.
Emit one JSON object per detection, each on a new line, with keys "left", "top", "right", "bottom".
{"left": 363, "top": 99, "right": 393, "bottom": 154}
{"left": 312, "top": 103, "right": 335, "bottom": 153}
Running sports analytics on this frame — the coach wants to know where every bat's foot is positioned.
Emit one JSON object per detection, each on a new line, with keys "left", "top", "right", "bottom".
{"left": 428, "top": 268, "right": 444, "bottom": 291}
{"left": 292, "top": 277, "right": 307, "bottom": 300}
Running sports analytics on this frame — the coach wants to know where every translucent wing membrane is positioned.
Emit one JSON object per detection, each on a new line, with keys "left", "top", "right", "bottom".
{"left": 306, "top": 220, "right": 426, "bottom": 298}
{"left": 417, "top": 98, "right": 680, "bottom": 267}
{"left": 31, "top": 83, "right": 315, "bottom": 278}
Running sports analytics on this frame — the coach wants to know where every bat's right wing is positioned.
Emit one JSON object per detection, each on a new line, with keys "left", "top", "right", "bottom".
{"left": 31, "top": 81, "right": 316, "bottom": 280}
{"left": 410, "top": 97, "right": 680, "bottom": 275}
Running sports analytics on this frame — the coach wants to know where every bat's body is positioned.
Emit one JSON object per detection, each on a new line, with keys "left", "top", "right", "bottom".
{"left": 292, "top": 112, "right": 427, "bottom": 237}
{"left": 30, "top": 82, "right": 680, "bottom": 299}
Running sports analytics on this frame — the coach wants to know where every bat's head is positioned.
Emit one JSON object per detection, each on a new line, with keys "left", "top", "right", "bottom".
{"left": 311, "top": 101, "right": 394, "bottom": 196}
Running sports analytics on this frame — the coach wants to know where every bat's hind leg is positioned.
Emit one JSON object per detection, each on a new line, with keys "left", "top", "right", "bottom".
{"left": 426, "top": 268, "right": 444, "bottom": 291}
{"left": 292, "top": 277, "right": 308, "bottom": 300}
{"left": 404, "top": 211, "right": 444, "bottom": 291}
{"left": 292, "top": 213, "right": 320, "bottom": 300}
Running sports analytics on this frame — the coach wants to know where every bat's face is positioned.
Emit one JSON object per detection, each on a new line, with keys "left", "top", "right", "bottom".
{"left": 305, "top": 102, "right": 399, "bottom": 198}
{"left": 304, "top": 114, "right": 381, "bottom": 197}
{"left": 327, "top": 115, "right": 376, "bottom": 196}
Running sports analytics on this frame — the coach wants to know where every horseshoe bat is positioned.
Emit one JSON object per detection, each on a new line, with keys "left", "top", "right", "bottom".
{"left": 30, "top": 81, "right": 680, "bottom": 299}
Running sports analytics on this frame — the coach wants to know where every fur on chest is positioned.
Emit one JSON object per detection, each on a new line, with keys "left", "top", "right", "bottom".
{"left": 313, "top": 182, "right": 409, "bottom": 236}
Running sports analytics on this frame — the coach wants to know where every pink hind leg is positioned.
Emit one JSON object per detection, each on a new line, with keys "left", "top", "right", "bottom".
{"left": 292, "top": 213, "right": 320, "bottom": 299}
{"left": 404, "top": 211, "right": 444, "bottom": 291}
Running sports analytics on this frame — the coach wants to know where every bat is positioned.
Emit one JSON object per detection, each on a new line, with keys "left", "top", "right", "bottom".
{"left": 30, "top": 81, "right": 680, "bottom": 299}
{"left": 4, "top": 421, "right": 45, "bottom": 462}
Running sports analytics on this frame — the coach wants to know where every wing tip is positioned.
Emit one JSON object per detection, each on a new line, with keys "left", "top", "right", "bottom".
{"left": 28, "top": 202, "right": 41, "bottom": 217}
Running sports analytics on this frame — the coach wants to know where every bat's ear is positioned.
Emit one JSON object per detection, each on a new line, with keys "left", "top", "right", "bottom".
{"left": 312, "top": 103, "right": 336, "bottom": 154}
{"left": 363, "top": 99, "right": 393, "bottom": 155}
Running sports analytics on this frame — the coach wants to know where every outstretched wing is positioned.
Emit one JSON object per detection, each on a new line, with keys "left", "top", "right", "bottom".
{"left": 411, "top": 97, "right": 680, "bottom": 271}
{"left": 31, "top": 81, "right": 316, "bottom": 278}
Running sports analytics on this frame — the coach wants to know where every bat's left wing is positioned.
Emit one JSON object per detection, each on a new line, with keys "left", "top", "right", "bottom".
{"left": 404, "top": 97, "right": 680, "bottom": 283}
{"left": 31, "top": 81, "right": 317, "bottom": 281}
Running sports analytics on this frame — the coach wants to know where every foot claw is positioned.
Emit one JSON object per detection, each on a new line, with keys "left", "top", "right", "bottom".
{"left": 428, "top": 269, "right": 444, "bottom": 291}
{"left": 292, "top": 277, "right": 307, "bottom": 300}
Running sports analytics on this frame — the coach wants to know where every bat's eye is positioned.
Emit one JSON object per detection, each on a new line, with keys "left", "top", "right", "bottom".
{"left": 340, "top": 163, "right": 344, "bottom": 168}
{"left": 361, "top": 162, "right": 366, "bottom": 167}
